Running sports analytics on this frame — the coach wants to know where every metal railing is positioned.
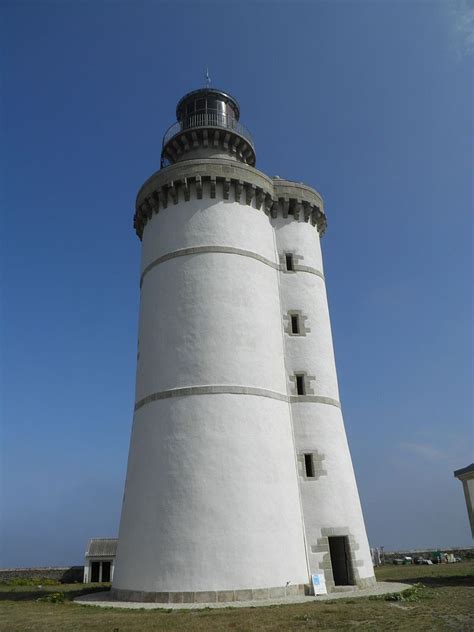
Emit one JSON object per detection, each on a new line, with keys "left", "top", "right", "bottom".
{"left": 162, "top": 111, "right": 254, "bottom": 150}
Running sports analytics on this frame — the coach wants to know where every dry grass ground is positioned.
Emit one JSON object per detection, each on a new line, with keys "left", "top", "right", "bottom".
{"left": 0, "top": 562, "right": 472, "bottom": 631}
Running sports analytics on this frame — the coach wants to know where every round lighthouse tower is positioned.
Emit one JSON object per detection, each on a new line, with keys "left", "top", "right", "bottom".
{"left": 112, "top": 88, "right": 375, "bottom": 603}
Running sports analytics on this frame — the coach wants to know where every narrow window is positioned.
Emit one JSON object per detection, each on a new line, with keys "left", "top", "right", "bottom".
{"left": 296, "top": 374, "right": 305, "bottom": 395}
{"left": 291, "top": 314, "right": 300, "bottom": 334}
{"left": 304, "top": 453, "right": 315, "bottom": 478}
{"left": 285, "top": 253, "right": 294, "bottom": 271}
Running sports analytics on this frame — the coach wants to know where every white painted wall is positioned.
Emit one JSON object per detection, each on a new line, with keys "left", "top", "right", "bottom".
{"left": 114, "top": 396, "right": 309, "bottom": 592}
{"left": 140, "top": 181, "right": 276, "bottom": 271}
{"left": 136, "top": 254, "right": 287, "bottom": 398}
{"left": 114, "top": 195, "right": 309, "bottom": 594}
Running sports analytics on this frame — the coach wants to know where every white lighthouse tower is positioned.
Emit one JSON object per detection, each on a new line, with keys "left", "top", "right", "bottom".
{"left": 112, "top": 88, "right": 375, "bottom": 603}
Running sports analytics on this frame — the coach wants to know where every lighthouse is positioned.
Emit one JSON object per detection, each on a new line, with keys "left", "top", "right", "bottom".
{"left": 112, "top": 87, "right": 375, "bottom": 603}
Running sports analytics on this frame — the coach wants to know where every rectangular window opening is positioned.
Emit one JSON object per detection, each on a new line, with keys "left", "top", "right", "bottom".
{"left": 304, "top": 453, "right": 315, "bottom": 478}
{"left": 285, "top": 253, "right": 294, "bottom": 271}
{"left": 291, "top": 314, "right": 300, "bottom": 334}
{"left": 296, "top": 374, "right": 305, "bottom": 395}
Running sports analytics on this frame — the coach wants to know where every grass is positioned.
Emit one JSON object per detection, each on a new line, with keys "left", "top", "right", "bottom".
{"left": 0, "top": 562, "right": 472, "bottom": 631}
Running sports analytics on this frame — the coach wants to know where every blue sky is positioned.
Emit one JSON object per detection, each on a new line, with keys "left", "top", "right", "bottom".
{"left": 1, "top": 1, "right": 472, "bottom": 567}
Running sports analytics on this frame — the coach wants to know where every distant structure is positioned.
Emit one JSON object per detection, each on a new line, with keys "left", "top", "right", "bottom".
{"left": 112, "top": 87, "right": 375, "bottom": 603}
{"left": 83, "top": 538, "right": 117, "bottom": 583}
{"left": 454, "top": 463, "right": 474, "bottom": 537}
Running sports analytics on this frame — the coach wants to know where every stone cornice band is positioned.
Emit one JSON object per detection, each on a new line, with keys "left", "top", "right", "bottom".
{"left": 139, "top": 245, "right": 325, "bottom": 288}
{"left": 134, "top": 385, "right": 341, "bottom": 411}
{"left": 134, "top": 159, "right": 327, "bottom": 239}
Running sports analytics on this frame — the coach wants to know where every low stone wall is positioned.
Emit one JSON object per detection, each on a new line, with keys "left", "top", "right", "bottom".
{"left": 0, "top": 566, "right": 84, "bottom": 583}
{"left": 383, "top": 547, "right": 474, "bottom": 562}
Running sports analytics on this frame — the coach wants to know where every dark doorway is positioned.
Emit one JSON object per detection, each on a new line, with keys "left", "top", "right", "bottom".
{"left": 328, "top": 536, "right": 354, "bottom": 585}
{"left": 102, "top": 561, "right": 111, "bottom": 582}
{"left": 91, "top": 561, "right": 100, "bottom": 582}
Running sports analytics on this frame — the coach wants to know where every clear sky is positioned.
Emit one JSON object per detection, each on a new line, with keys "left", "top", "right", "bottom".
{"left": 1, "top": 1, "right": 472, "bottom": 567}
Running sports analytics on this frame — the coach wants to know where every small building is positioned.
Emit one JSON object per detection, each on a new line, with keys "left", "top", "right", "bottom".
{"left": 454, "top": 464, "right": 474, "bottom": 537}
{"left": 83, "top": 538, "right": 118, "bottom": 583}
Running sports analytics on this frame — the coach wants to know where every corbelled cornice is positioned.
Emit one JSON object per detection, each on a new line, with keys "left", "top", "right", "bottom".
{"left": 134, "top": 158, "right": 326, "bottom": 239}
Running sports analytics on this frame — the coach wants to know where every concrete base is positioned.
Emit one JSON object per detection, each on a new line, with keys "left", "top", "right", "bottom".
{"left": 75, "top": 582, "right": 410, "bottom": 609}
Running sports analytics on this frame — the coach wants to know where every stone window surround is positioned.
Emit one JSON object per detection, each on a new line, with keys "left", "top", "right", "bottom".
{"left": 278, "top": 251, "right": 322, "bottom": 276}
{"left": 283, "top": 310, "right": 310, "bottom": 336}
{"left": 279, "top": 251, "right": 303, "bottom": 274}
{"left": 297, "top": 450, "right": 327, "bottom": 480}
{"left": 309, "top": 529, "right": 375, "bottom": 591}
{"left": 289, "top": 371, "right": 316, "bottom": 397}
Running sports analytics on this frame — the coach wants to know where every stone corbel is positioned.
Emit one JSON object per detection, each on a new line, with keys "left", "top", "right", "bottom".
{"left": 209, "top": 176, "right": 216, "bottom": 199}
{"left": 169, "top": 182, "right": 178, "bottom": 205}
{"left": 142, "top": 199, "right": 152, "bottom": 220}
{"left": 223, "top": 178, "right": 231, "bottom": 200}
{"left": 172, "top": 140, "right": 182, "bottom": 156}
{"left": 255, "top": 187, "right": 264, "bottom": 210}
{"left": 181, "top": 178, "right": 190, "bottom": 202}
{"left": 231, "top": 136, "right": 241, "bottom": 155}
{"left": 195, "top": 175, "right": 203, "bottom": 199}
{"left": 303, "top": 201, "right": 312, "bottom": 222}
{"left": 292, "top": 199, "right": 302, "bottom": 219}
{"left": 282, "top": 198, "right": 289, "bottom": 218}
{"left": 181, "top": 135, "right": 190, "bottom": 152}
{"left": 264, "top": 193, "right": 273, "bottom": 215}
{"left": 134, "top": 214, "right": 143, "bottom": 237}
{"left": 158, "top": 187, "right": 168, "bottom": 209}
{"left": 270, "top": 199, "right": 279, "bottom": 218}
{"left": 150, "top": 191, "right": 160, "bottom": 213}
{"left": 148, "top": 193, "right": 158, "bottom": 215}
{"left": 245, "top": 183, "right": 255, "bottom": 206}
{"left": 234, "top": 180, "right": 243, "bottom": 203}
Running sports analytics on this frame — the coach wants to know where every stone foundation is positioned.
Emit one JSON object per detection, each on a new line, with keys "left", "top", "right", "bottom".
{"left": 111, "top": 583, "right": 307, "bottom": 603}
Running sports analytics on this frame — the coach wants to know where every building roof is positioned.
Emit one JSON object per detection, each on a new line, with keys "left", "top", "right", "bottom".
{"left": 175, "top": 87, "right": 240, "bottom": 120}
{"left": 454, "top": 463, "right": 474, "bottom": 479}
{"left": 85, "top": 538, "right": 118, "bottom": 558}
